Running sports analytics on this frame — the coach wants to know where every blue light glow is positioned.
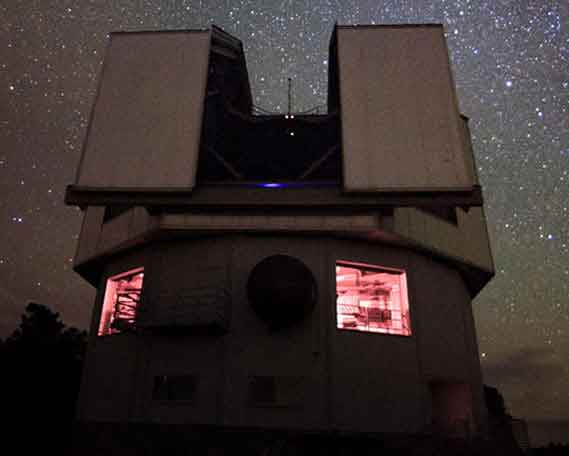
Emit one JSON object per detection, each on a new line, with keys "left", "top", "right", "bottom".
{"left": 259, "top": 182, "right": 284, "bottom": 188}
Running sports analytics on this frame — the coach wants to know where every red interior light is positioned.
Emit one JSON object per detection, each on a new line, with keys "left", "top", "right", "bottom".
{"left": 336, "top": 262, "right": 411, "bottom": 336}
{"left": 98, "top": 268, "right": 144, "bottom": 336}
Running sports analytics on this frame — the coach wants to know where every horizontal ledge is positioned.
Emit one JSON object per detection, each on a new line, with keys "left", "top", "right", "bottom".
{"left": 336, "top": 23, "right": 444, "bottom": 30}
{"left": 65, "top": 184, "right": 483, "bottom": 209}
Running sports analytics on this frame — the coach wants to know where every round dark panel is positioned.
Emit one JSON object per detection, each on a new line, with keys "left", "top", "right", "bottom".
{"left": 247, "top": 255, "right": 317, "bottom": 329}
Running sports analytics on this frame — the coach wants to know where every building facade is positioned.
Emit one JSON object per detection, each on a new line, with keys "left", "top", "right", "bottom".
{"left": 66, "top": 24, "right": 494, "bottom": 439}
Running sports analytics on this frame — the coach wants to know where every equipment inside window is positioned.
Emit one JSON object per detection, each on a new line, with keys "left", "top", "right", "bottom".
{"left": 336, "top": 261, "right": 411, "bottom": 336}
{"left": 98, "top": 268, "right": 144, "bottom": 336}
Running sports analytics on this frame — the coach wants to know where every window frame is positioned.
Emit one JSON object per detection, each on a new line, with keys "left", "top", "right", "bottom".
{"left": 152, "top": 374, "right": 198, "bottom": 403}
{"left": 98, "top": 267, "right": 145, "bottom": 336}
{"left": 335, "top": 260, "right": 412, "bottom": 337}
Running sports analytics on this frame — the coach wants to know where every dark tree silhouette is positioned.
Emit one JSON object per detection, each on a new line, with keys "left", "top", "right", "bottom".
{"left": 0, "top": 303, "right": 87, "bottom": 432}
{"left": 482, "top": 384, "right": 526, "bottom": 455}
{"left": 484, "top": 384, "right": 508, "bottom": 418}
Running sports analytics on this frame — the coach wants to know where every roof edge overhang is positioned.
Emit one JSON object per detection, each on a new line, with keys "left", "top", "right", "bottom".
{"left": 65, "top": 185, "right": 484, "bottom": 209}
{"left": 73, "top": 217, "right": 493, "bottom": 297}
{"left": 335, "top": 23, "right": 445, "bottom": 29}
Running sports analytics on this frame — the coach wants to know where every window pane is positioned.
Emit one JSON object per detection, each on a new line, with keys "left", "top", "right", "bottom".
{"left": 98, "top": 268, "right": 144, "bottom": 336}
{"left": 336, "top": 262, "right": 411, "bottom": 336}
{"left": 248, "top": 376, "right": 276, "bottom": 405}
{"left": 153, "top": 375, "right": 197, "bottom": 401}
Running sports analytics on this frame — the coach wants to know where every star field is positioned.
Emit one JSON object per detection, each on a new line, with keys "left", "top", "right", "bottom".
{"left": 1, "top": 1, "right": 568, "bottom": 423}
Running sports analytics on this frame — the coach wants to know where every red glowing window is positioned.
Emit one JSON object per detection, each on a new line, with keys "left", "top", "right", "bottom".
{"left": 336, "top": 261, "right": 411, "bottom": 336}
{"left": 98, "top": 268, "right": 144, "bottom": 336}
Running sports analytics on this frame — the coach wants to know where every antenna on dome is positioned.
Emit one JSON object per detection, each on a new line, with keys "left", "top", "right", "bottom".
{"left": 287, "top": 77, "right": 293, "bottom": 116}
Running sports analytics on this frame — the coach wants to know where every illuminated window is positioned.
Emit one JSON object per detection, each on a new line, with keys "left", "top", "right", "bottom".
{"left": 336, "top": 261, "right": 411, "bottom": 336}
{"left": 98, "top": 268, "right": 144, "bottom": 336}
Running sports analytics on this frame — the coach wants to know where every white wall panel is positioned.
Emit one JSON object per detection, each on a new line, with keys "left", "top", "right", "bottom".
{"left": 77, "top": 31, "right": 210, "bottom": 189}
{"left": 393, "top": 207, "right": 494, "bottom": 274}
{"left": 337, "top": 26, "right": 474, "bottom": 191}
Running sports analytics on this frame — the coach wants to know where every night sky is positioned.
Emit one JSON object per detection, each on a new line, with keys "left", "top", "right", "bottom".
{"left": 1, "top": 1, "right": 567, "bottom": 423}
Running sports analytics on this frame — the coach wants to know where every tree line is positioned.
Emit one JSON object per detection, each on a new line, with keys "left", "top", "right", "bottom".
{"left": 0, "top": 302, "right": 87, "bottom": 448}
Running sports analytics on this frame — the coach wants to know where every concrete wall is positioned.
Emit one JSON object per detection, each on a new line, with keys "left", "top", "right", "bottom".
{"left": 409, "top": 253, "right": 485, "bottom": 430}
{"left": 74, "top": 207, "right": 105, "bottom": 265}
{"left": 79, "top": 235, "right": 486, "bottom": 435}
{"left": 136, "top": 238, "right": 231, "bottom": 424}
{"left": 393, "top": 207, "right": 494, "bottom": 274}
{"left": 327, "top": 239, "right": 423, "bottom": 433}
{"left": 74, "top": 206, "right": 156, "bottom": 266}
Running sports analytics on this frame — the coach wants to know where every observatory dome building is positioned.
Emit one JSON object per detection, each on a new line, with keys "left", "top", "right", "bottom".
{"left": 66, "top": 24, "right": 494, "bottom": 441}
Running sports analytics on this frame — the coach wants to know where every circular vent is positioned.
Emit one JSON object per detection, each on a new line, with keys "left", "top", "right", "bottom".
{"left": 247, "top": 255, "right": 317, "bottom": 329}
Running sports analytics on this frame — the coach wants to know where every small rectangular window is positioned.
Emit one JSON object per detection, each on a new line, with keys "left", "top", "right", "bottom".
{"left": 98, "top": 268, "right": 144, "bottom": 336}
{"left": 248, "top": 376, "right": 276, "bottom": 405}
{"left": 248, "top": 376, "right": 305, "bottom": 407}
{"left": 153, "top": 375, "right": 197, "bottom": 401}
{"left": 336, "top": 261, "right": 411, "bottom": 336}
